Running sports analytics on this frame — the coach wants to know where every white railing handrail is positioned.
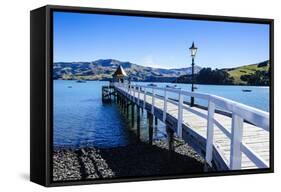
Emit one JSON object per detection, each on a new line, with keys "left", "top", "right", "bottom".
{"left": 125, "top": 83, "right": 269, "bottom": 130}
{"left": 210, "top": 95, "right": 269, "bottom": 131}
{"left": 113, "top": 82, "right": 269, "bottom": 170}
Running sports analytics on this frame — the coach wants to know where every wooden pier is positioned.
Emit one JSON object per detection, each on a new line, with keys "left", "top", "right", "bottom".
{"left": 102, "top": 86, "right": 115, "bottom": 103}
{"left": 102, "top": 82, "right": 270, "bottom": 171}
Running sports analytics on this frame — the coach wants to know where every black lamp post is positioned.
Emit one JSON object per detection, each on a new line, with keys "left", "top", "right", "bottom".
{"left": 189, "top": 42, "right": 198, "bottom": 107}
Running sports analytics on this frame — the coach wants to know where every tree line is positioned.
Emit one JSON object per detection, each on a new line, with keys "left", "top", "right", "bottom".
{"left": 174, "top": 67, "right": 269, "bottom": 86}
{"left": 240, "top": 70, "right": 270, "bottom": 86}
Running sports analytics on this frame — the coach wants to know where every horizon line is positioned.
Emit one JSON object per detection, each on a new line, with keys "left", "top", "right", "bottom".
{"left": 53, "top": 58, "right": 269, "bottom": 70}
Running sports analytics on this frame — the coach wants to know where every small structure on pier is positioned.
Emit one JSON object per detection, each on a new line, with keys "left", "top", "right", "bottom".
{"left": 102, "top": 65, "right": 128, "bottom": 103}
{"left": 112, "top": 65, "right": 128, "bottom": 83}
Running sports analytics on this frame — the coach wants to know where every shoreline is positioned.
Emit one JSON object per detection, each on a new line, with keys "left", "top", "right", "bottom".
{"left": 53, "top": 79, "right": 270, "bottom": 87}
{"left": 53, "top": 139, "right": 205, "bottom": 181}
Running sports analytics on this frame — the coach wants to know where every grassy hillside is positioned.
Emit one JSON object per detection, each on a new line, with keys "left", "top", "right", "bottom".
{"left": 226, "top": 61, "right": 269, "bottom": 84}
{"left": 175, "top": 60, "right": 269, "bottom": 86}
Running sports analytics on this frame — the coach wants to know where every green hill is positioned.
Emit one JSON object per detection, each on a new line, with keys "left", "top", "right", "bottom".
{"left": 226, "top": 60, "right": 269, "bottom": 84}
{"left": 175, "top": 60, "right": 270, "bottom": 86}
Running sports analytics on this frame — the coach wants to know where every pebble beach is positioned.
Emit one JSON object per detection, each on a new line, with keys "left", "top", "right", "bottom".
{"left": 53, "top": 139, "right": 205, "bottom": 181}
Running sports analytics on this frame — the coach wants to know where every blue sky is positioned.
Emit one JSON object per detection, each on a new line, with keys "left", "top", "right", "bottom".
{"left": 53, "top": 11, "right": 269, "bottom": 69}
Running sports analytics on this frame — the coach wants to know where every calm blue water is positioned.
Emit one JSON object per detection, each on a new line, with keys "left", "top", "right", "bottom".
{"left": 137, "top": 82, "right": 269, "bottom": 112}
{"left": 53, "top": 80, "right": 137, "bottom": 149}
{"left": 53, "top": 80, "right": 269, "bottom": 148}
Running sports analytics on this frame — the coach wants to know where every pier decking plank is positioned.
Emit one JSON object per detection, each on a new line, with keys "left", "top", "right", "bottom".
{"left": 116, "top": 86, "right": 269, "bottom": 170}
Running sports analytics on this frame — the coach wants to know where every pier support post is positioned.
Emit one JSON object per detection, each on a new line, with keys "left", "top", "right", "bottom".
{"left": 148, "top": 112, "right": 153, "bottom": 145}
{"left": 166, "top": 126, "right": 175, "bottom": 152}
{"left": 154, "top": 116, "right": 158, "bottom": 126}
{"left": 131, "top": 104, "right": 135, "bottom": 128}
{"left": 121, "top": 96, "right": 124, "bottom": 112}
{"left": 122, "top": 97, "right": 125, "bottom": 113}
{"left": 137, "top": 106, "right": 141, "bottom": 142}
{"left": 123, "top": 98, "right": 126, "bottom": 114}
{"left": 126, "top": 101, "right": 129, "bottom": 118}
{"left": 102, "top": 86, "right": 104, "bottom": 101}
{"left": 120, "top": 94, "right": 122, "bottom": 107}
{"left": 117, "top": 93, "right": 120, "bottom": 105}
{"left": 119, "top": 94, "right": 121, "bottom": 105}
{"left": 153, "top": 116, "right": 158, "bottom": 137}
{"left": 112, "top": 89, "right": 116, "bottom": 102}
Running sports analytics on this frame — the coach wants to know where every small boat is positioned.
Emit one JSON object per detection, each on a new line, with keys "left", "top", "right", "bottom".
{"left": 194, "top": 86, "right": 198, "bottom": 90}
{"left": 67, "top": 86, "right": 72, "bottom": 88}
{"left": 148, "top": 83, "right": 157, "bottom": 87}
{"left": 166, "top": 85, "right": 181, "bottom": 89}
{"left": 242, "top": 89, "right": 252, "bottom": 92}
{"left": 76, "top": 79, "right": 86, "bottom": 83}
{"left": 166, "top": 85, "right": 177, "bottom": 88}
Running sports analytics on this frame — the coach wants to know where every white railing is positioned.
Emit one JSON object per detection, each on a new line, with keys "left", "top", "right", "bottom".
{"left": 114, "top": 82, "right": 270, "bottom": 170}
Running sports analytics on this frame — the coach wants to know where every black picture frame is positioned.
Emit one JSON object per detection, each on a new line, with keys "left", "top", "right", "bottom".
{"left": 30, "top": 5, "right": 274, "bottom": 187}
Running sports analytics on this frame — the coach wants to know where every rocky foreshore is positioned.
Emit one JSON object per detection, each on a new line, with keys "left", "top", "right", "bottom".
{"left": 53, "top": 139, "right": 205, "bottom": 181}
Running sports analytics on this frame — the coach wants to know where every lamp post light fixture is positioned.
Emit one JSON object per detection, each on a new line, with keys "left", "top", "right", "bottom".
{"left": 189, "top": 42, "right": 198, "bottom": 107}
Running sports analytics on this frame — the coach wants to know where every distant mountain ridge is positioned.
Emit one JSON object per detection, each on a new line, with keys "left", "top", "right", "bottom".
{"left": 53, "top": 59, "right": 269, "bottom": 85}
{"left": 53, "top": 59, "right": 202, "bottom": 82}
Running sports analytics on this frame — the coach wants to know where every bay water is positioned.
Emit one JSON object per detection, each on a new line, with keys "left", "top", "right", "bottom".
{"left": 53, "top": 80, "right": 269, "bottom": 148}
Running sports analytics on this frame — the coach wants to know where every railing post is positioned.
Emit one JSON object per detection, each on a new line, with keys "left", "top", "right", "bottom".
{"left": 163, "top": 89, "right": 167, "bottom": 122}
{"left": 143, "top": 87, "right": 146, "bottom": 109}
{"left": 205, "top": 99, "right": 215, "bottom": 166}
{"left": 230, "top": 113, "right": 244, "bottom": 170}
{"left": 177, "top": 91, "right": 183, "bottom": 137}
{"left": 152, "top": 87, "right": 155, "bottom": 114}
